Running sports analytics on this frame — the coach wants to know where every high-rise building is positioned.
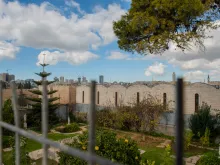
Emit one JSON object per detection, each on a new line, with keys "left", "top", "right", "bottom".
{"left": 172, "top": 72, "right": 176, "bottom": 82}
{"left": 0, "top": 73, "right": 15, "bottom": 82}
{"left": 99, "top": 75, "right": 104, "bottom": 84}
{"left": 78, "top": 77, "right": 81, "bottom": 83}
{"left": 60, "top": 76, "right": 64, "bottom": 83}
{"left": 0, "top": 73, "right": 7, "bottom": 82}
{"left": 82, "top": 76, "right": 87, "bottom": 82}
{"left": 69, "top": 79, "right": 74, "bottom": 84}
{"left": 208, "top": 75, "right": 210, "bottom": 83}
{"left": 8, "top": 74, "right": 15, "bottom": 82}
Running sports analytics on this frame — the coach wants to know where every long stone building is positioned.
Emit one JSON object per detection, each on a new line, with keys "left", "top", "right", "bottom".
{"left": 75, "top": 83, "right": 220, "bottom": 114}
{"left": 2, "top": 81, "right": 220, "bottom": 135}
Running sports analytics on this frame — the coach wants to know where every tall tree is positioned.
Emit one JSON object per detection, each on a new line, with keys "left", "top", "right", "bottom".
{"left": 26, "top": 63, "right": 60, "bottom": 130}
{"left": 2, "top": 99, "right": 14, "bottom": 135}
{"left": 113, "top": 0, "right": 220, "bottom": 55}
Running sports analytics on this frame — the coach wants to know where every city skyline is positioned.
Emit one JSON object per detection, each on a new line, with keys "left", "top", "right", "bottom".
{"left": 0, "top": 0, "right": 220, "bottom": 83}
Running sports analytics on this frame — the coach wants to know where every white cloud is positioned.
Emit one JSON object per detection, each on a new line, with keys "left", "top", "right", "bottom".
{"left": 184, "top": 71, "right": 206, "bottom": 81}
{"left": 0, "top": 41, "right": 19, "bottom": 60}
{"left": 64, "top": 0, "right": 85, "bottom": 14}
{"left": 0, "top": 1, "right": 126, "bottom": 51}
{"left": 37, "top": 50, "right": 99, "bottom": 65}
{"left": 107, "top": 51, "right": 156, "bottom": 60}
{"left": 0, "top": 0, "right": 126, "bottom": 64}
{"left": 121, "top": 0, "right": 131, "bottom": 2}
{"left": 107, "top": 51, "right": 130, "bottom": 60}
{"left": 145, "top": 62, "right": 166, "bottom": 76}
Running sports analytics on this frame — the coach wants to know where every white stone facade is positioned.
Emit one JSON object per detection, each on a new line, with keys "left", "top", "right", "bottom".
{"left": 76, "top": 83, "right": 220, "bottom": 115}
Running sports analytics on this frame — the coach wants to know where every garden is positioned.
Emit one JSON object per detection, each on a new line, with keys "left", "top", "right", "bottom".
{"left": 2, "top": 95, "right": 220, "bottom": 164}
{"left": 56, "top": 98, "right": 220, "bottom": 165}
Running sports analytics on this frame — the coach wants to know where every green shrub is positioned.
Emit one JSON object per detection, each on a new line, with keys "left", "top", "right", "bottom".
{"left": 96, "top": 95, "right": 167, "bottom": 133}
{"left": 196, "top": 152, "right": 220, "bottom": 165}
{"left": 11, "top": 137, "right": 31, "bottom": 165}
{"left": 59, "top": 129, "right": 141, "bottom": 165}
{"left": 184, "top": 130, "right": 194, "bottom": 150}
{"left": 75, "top": 112, "right": 88, "bottom": 124}
{"left": 55, "top": 123, "right": 80, "bottom": 133}
{"left": 69, "top": 112, "right": 76, "bottom": 122}
{"left": 200, "top": 127, "right": 210, "bottom": 146}
{"left": 2, "top": 99, "right": 15, "bottom": 136}
{"left": 189, "top": 103, "right": 219, "bottom": 139}
{"left": 3, "top": 136, "right": 14, "bottom": 148}
{"left": 96, "top": 109, "right": 116, "bottom": 128}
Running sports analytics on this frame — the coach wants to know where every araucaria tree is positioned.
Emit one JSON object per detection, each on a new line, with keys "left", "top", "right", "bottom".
{"left": 27, "top": 63, "right": 60, "bottom": 130}
{"left": 113, "top": 0, "right": 220, "bottom": 54}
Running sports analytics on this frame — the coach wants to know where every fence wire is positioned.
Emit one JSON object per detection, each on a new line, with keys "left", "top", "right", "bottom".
{"left": 0, "top": 79, "right": 184, "bottom": 165}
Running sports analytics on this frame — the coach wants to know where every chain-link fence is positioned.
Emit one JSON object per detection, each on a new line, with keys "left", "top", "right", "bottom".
{"left": 0, "top": 79, "right": 185, "bottom": 165}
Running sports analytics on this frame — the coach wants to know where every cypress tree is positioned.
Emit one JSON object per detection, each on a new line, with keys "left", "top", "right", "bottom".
{"left": 26, "top": 62, "right": 60, "bottom": 131}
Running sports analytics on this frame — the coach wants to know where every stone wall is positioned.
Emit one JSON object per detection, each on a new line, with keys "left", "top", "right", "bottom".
{"left": 2, "top": 89, "right": 36, "bottom": 102}
{"left": 75, "top": 83, "right": 220, "bottom": 114}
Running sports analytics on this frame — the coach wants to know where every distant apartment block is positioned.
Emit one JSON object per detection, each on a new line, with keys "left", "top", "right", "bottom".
{"left": 60, "top": 76, "right": 64, "bottom": 83}
{"left": 99, "top": 75, "right": 104, "bottom": 84}
{"left": 0, "top": 73, "right": 15, "bottom": 82}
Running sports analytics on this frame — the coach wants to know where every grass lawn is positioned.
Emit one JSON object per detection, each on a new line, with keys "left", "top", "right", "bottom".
{"left": 3, "top": 133, "right": 78, "bottom": 165}
{"left": 141, "top": 147, "right": 174, "bottom": 165}
{"left": 111, "top": 129, "right": 214, "bottom": 164}
{"left": 171, "top": 144, "right": 211, "bottom": 158}
{"left": 25, "top": 133, "right": 78, "bottom": 152}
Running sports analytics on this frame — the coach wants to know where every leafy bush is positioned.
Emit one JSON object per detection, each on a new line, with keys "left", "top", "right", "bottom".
{"left": 75, "top": 112, "right": 88, "bottom": 124}
{"left": 55, "top": 123, "right": 80, "bottom": 133}
{"left": 11, "top": 137, "right": 31, "bottom": 165}
{"left": 59, "top": 129, "right": 141, "bottom": 165}
{"left": 2, "top": 99, "right": 15, "bottom": 136}
{"left": 96, "top": 95, "right": 167, "bottom": 132}
{"left": 3, "top": 136, "right": 14, "bottom": 148}
{"left": 196, "top": 152, "right": 220, "bottom": 165}
{"left": 189, "top": 103, "right": 219, "bottom": 139}
{"left": 96, "top": 109, "right": 116, "bottom": 128}
{"left": 69, "top": 112, "right": 76, "bottom": 122}
{"left": 200, "top": 127, "right": 210, "bottom": 146}
{"left": 184, "top": 130, "right": 194, "bottom": 150}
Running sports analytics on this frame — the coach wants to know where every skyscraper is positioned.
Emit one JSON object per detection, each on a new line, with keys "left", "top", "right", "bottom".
{"left": 0, "top": 73, "right": 15, "bottom": 82}
{"left": 172, "top": 72, "right": 176, "bottom": 83}
{"left": 82, "top": 76, "right": 87, "bottom": 82}
{"left": 60, "top": 76, "right": 64, "bottom": 83}
{"left": 78, "top": 77, "right": 81, "bottom": 84}
{"left": 8, "top": 74, "right": 15, "bottom": 82}
{"left": 99, "top": 75, "right": 104, "bottom": 84}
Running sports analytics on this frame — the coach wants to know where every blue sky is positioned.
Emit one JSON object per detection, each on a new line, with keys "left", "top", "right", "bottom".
{"left": 0, "top": 0, "right": 220, "bottom": 82}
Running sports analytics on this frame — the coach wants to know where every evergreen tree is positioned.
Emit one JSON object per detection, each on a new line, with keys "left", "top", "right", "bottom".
{"left": 18, "top": 86, "right": 27, "bottom": 107}
{"left": 18, "top": 83, "right": 23, "bottom": 89}
{"left": 26, "top": 62, "right": 60, "bottom": 131}
{"left": 113, "top": 0, "right": 220, "bottom": 55}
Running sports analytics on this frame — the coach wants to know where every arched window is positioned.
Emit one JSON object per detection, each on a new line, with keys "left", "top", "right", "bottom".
{"left": 163, "top": 93, "right": 167, "bottom": 109}
{"left": 82, "top": 91, "right": 84, "bottom": 103}
{"left": 195, "top": 93, "right": 199, "bottom": 112}
{"left": 115, "top": 92, "right": 118, "bottom": 107}
{"left": 97, "top": 91, "right": 100, "bottom": 104}
{"left": 137, "top": 92, "right": 140, "bottom": 104}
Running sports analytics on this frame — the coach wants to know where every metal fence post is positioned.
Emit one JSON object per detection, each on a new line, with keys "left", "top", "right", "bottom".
{"left": 0, "top": 81, "right": 3, "bottom": 164}
{"left": 42, "top": 78, "right": 48, "bottom": 165}
{"left": 88, "top": 81, "right": 96, "bottom": 165}
{"left": 176, "top": 78, "right": 184, "bottom": 165}
{"left": 11, "top": 81, "right": 20, "bottom": 165}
